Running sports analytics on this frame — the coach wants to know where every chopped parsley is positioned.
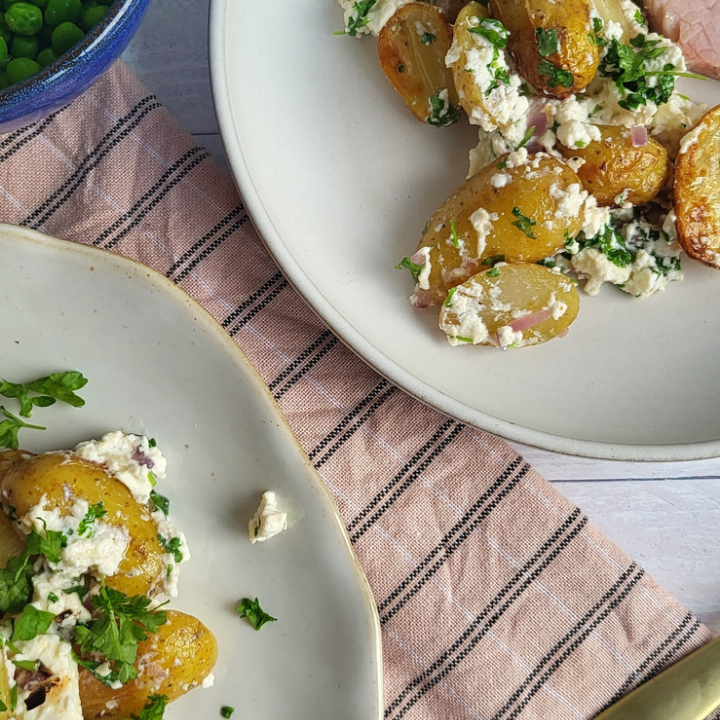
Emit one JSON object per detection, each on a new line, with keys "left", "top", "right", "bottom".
{"left": 427, "top": 92, "right": 460, "bottom": 127}
{"left": 577, "top": 224, "right": 633, "bottom": 267}
{"left": 395, "top": 256, "right": 424, "bottom": 283}
{"left": 236, "top": 597, "right": 276, "bottom": 631}
{"left": 486, "top": 267, "right": 500, "bottom": 277}
{"left": 78, "top": 502, "right": 107, "bottom": 538}
{"left": 535, "top": 27, "right": 559, "bottom": 58}
{"left": 420, "top": 32, "right": 436, "bottom": 46}
{"left": 74, "top": 584, "right": 167, "bottom": 686}
{"left": 221, "top": 708, "right": 235, "bottom": 719}
{"left": 47, "top": 592, "right": 59, "bottom": 603}
{"left": 538, "top": 59, "right": 574, "bottom": 88}
{"left": 455, "top": 336, "right": 473, "bottom": 343}
{"left": 336, "top": 0, "right": 376, "bottom": 36}
{"left": 397, "top": 64, "right": 405, "bottom": 73}
{"left": 150, "top": 490, "right": 170, "bottom": 517}
{"left": 158, "top": 535, "right": 184, "bottom": 564}
{"left": 588, "top": 17, "right": 607, "bottom": 47}
{"left": 130, "top": 694, "right": 168, "bottom": 720}
{"left": 484, "top": 45, "right": 510, "bottom": 95}
{"left": 634, "top": 9, "right": 645, "bottom": 25}
{"left": 481, "top": 254, "right": 505, "bottom": 266}
{"left": 511, "top": 207, "right": 537, "bottom": 239}
{"left": 468, "top": 16, "right": 509, "bottom": 48}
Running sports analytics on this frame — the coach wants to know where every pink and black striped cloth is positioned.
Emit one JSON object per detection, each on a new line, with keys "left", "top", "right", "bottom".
{"left": 0, "top": 61, "right": 715, "bottom": 720}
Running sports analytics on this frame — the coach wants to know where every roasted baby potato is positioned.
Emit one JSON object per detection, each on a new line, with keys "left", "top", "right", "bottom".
{"left": 449, "top": 2, "right": 529, "bottom": 130}
{"left": 79, "top": 609, "right": 217, "bottom": 719}
{"left": 590, "top": 0, "right": 637, "bottom": 43}
{"left": 378, "top": 2, "right": 460, "bottom": 126}
{"left": 0, "top": 452, "right": 166, "bottom": 598}
{"left": 557, "top": 125, "right": 670, "bottom": 206}
{"left": 489, "top": 0, "right": 599, "bottom": 97}
{"left": 439, "top": 263, "right": 580, "bottom": 348}
{"left": 674, "top": 105, "right": 720, "bottom": 268}
{"left": 426, "top": 0, "right": 466, "bottom": 23}
{"left": 416, "top": 153, "right": 585, "bottom": 305}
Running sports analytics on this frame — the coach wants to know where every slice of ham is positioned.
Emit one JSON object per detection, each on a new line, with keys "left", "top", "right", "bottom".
{"left": 644, "top": 0, "right": 720, "bottom": 79}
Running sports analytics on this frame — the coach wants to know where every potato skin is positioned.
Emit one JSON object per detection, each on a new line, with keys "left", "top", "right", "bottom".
{"left": 417, "top": 153, "right": 584, "bottom": 305}
{"left": 78, "top": 610, "right": 218, "bottom": 720}
{"left": 674, "top": 105, "right": 720, "bottom": 268}
{"left": 378, "top": 2, "right": 459, "bottom": 125}
{"left": 489, "top": 0, "right": 598, "bottom": 97}
{"left": 439, "top": 263, "right": 579, "bottom": 347}
{"left": 557, "top": 125, "right": 670, "bottom": 206}
{"left": 0, "top": 452, "right": 166, "bottom": 598}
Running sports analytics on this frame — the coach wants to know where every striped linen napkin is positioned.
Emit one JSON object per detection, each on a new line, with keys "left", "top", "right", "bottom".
{"left": 0, "top": 61, "right": 715, "bottom": 720}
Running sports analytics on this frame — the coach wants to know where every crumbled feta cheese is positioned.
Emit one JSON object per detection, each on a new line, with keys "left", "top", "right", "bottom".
{"left": 496, "top": 325, "right": 524, "bottom": 350}
{"left": 249, "top": 492, "right": 288, "bottom": 543}
{"left": 469, "top": 208, "right": 496, "bottom": 257}
{"left": 490, "top": 173, "right": 512, "bottom": 188}
{"left": 415, "top": 246, "right": 433, "bottom": 291}
{"left": 571, "top": 247, "right": 631, "bottom": 295}
{"left": 439, "top": 281, "right": 491, "bottom": 346}
{"left": 75, "top": 431, "right": 166, "bottom": 505}
{"left": 549, "top": 182, "right": 587, "bottom": 219}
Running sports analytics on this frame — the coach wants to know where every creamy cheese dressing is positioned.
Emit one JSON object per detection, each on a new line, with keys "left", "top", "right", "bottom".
{"left": 249, "top": 491, "right": 288, "bottom": 543}
{"left": 338, "top": 0, "right": 412, "bottom": 36}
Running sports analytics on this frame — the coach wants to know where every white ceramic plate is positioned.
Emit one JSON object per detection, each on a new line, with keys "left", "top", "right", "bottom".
{"left": 0, "top": 225, "right": 382, "bottom": 720}
{"left": 209, "top": 1, "right": 720, "bottom": 461}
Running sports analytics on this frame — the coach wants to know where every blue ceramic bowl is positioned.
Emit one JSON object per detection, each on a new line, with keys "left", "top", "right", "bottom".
{"left": 0, "top": 0, "right": 151, "bottom": 134}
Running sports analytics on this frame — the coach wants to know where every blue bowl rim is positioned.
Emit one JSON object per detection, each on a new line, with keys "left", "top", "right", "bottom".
{"left": 0, "top": 0, "right": 143, "bottom": 104}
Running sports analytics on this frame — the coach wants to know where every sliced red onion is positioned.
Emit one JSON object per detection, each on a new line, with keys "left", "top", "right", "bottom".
{"left": 409, "top": 251, "right": 427, "bottom": 266}
{"left": 507, "top": 308, "right": 553, "bottom": 332}
{"left": 410, "top": 290, "right": 432, "bottom": 309}
{"left": 526, "top": 138, "right": 543, "bottom": 154}
{"left": 630, "top": 126, "right": 648, "bottom": 146}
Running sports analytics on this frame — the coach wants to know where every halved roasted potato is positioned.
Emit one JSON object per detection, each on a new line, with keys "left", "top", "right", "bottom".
{"left": 438, "top": 263, "right": 580, "bottom": 348}
{"left": 489, "top": 0, "right": 599, "bottom": 97}
{"left": 415, "top": 152, "right": 585, "bottom": 304}
{"left": 378, "top": 2, "right": 460, "bottom": 126}
{"left": 674, "top": 105, "right": 720, "bottom": 268}
{"left": 557, "top": 125, "right": 670, "bottom": 206}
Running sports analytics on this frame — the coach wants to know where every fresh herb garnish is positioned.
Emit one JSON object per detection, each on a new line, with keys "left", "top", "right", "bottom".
{"left": 535, "top": 27, "right": 559, "bottom": 57}
{"left": 487, "top": 267, "right": 500, "bottom": 277}
{"left": 592, "top": 17, "right": 603, "bottom": 33}
{"left": 468, "top": 16, "right": 509, "bottom": 48}
{"left": 130, "top": 694, "right": 168, "bottom": 720}
{"left": 511, "top": 207, "right": 537, "bottom": 238}
{"left": 12, "top": 604, "right": 55, "bottom": 642}
{"left": 78, "top": 502, "right": 107, "bottom": 538}
{"left": 236, "top": 597, "right": 276, "bottom": 631}
{"left": 395, "top": 256, "right": 424, "bottom": 283}
{"left": 0, "top": 408, "right": 45, "bottom": 451}
{"left": 337, "top": 0, "right": 377, "bottom": 37}
{"left": 221, "top": 708, "right": 235, "bottom": 719}
{"left": 427, "top": 92, "right": 460, "bottom": 127}
{"left": 517, "top": 125, "right": 535, "bottom": 149}
{"left": 420, "top": 32, "right": 436, "bottom": 45}
{"left": 481, "top": 254, "right": 505, "bottom": 266}
{"left": 538, "top": 59, "right": 574, "bottom": 88}
{"left": 158, "top": 535, "right": 183, "bottom": 564}
{"left": 74, "top": 584, "right": 168, "bottom": 686}
{"left": 0, "top": 371, "right": 88, "bottom": 418}
{"left": 47, "top": 592, "right": 59, "bottom": 603}
{"left": 449, "top": 219, "right": 460, "bottom": 248}
{"left": 150, "top": 490, "right": 170, "bottom": 517}
{"left": 578, "top": 224, "right": 634, "bottom": 267}
{"left": 444, "top": 287, "right": 457, "bottom": 307}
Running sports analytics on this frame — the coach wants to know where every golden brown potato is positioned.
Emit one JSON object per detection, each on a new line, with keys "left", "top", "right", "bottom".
{"left": 79, "top": 610, "right": 218, "bottom": 720}
{"left": 0, "top": 452, "right": 166, "bottom": 598}
{"left": 449, "top": 3, "right": 529, "bottom": 130}
{"left": 489, "top": 0, "right": 599, "bottom": 97}
{"left": 378, "top": 2, "right": 460, "bottom": 126}
{"left": 439, "top": 263, "right": 580, "bottom": 348}
{"left": 557, "top": 125, "right": 670, "bottom": 206}
{"left": 674, "top": 105, "right": 720, "bottom": 268}
{"left": 416, "top": 153, "right": 585, "bottom": 305}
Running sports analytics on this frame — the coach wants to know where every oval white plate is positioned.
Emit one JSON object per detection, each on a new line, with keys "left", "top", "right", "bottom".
{"left": 0, "top": 224, "right": 382, "bottom": 720}
{"left": 209, "top": 0, "right": 720, "bottom": 461}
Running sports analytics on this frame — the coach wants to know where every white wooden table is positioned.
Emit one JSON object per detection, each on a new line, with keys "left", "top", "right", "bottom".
{"left": 122, "top": 0, "right": 720, "bottom": 633}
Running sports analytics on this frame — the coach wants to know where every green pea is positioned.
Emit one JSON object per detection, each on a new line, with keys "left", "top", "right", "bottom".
{"left": 10, "top": 33, "right": 38, "bottom": 58}
{"left": 0, "top": 15, "right": 11, "bottom": 43}
{"left": 0, "top": 37, "right": 8, "bottom": 67}
{"left": 35, "top": 45, "right": 54, "bottom": 65}
{"left": 6, "top": 56, "right": 40, "bottom": 82}
{"left": 50, "top": 19, "right": 82, "bottom": 53}
{"left": 44, "top": 0, "right": 81, "bottom": 25}
{"left": 5, "top": 2, "right": 44, "bottom": 35}
{"left": 81, "top": 3, "right": 105, "bottom": 30}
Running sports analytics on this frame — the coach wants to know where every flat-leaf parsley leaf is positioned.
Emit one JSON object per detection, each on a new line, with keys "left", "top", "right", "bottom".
{"left": 236, "top": 597, "right": 276, "bottom": 630}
